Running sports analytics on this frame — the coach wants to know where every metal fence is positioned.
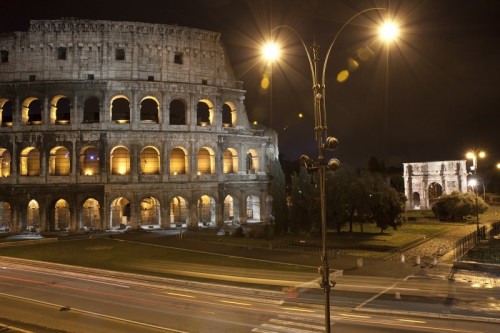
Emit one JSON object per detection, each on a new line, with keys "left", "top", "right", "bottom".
{"left": 454, "top": 221, "right": 500, "bottom": 263}
{"left": 454, "top": 226, "right": 486, "bottom": 260}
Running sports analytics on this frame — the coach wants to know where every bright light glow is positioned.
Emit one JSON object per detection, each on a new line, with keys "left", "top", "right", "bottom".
{"left": 478, "top": 151, "right": 486, "bottom": 158}
{"left": 469, "top": 179, "right": 477, "bottom": 187}
{"left": 497, "top": 163, "right": 500, "bottom": 170}
{"left": 298, "top": 113, "right": 303, "bottom": 118}
{"left": 380, "top": 21, "right": 399, "bottom": 41}
{"left": 466, "top": 152, "right": 475, "bottom": 159}
{"left": 263, "top": 42, "right": 280, "bottom": 61}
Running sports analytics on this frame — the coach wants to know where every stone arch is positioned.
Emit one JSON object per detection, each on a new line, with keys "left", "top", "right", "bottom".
{"left": 0, "top": 201, "right": 12, "bottom": 231}
{"left": 80, "top": 146, "right": 100, "bottom": 176}
{"left": 197, "top": 195, "right": 216, "bottom": 227}
{"left": 110, "top": 146, "right": 130, "bottom": 175}
{"left": 222, "top": 101, "right": 236, "bottom": 127}
{"left": 110, "top": 197, "right": 131, "bottom": 229}
{"left": 0, "top": 99, "right": 13, "bottom": 127}
{"left": 20, "top": 147, "right": 40, "bottom": 176}
{"left": 170, "top": 147, "right": 188, "bottom": 175}
{"left": 83, "top": 96, "right": 100, "bottom": 123}
{"left": 169, "top": 98, "right": 186, "bottom": 125}
{"left": 223, "top": 148, "right": 238, "bottom": 174}
{"left": 196, "top": 99, "right": 214, "bottom": 126}
{"left": 54, "top": 199, "right": 70, "bottom": 231}
{"left": 223, "top": 195, "right": 240, "bottom": 224}
{"left": 140, "top": 146, "right": 160, "bottom": 175}
{"left": 140, "top": 96, "right": 159, "bottom": 123}
{"left": 51, "top": 95, "right": 71, "bottom": 125}
{"left": 246, "top": 148, "right": 259, "bottom": 174}
{"left": 82, "top": 198, "right": 100, "bottom": 230}
{"left": 246, "top": 194, "right": 261, "bottom": 222}
{"left": 0, "top": 148, "right": 11, "bottom": 177}
{"left": 22, "top": 97, "right": 42, "bottom": 125}
{"left": 428, "top": 182, "right": 443, "bottom": 201}
{"left": 412, "top": 192, "right": 421, "bottom": 209}
{"left": 197, "top": 147, "right": 215, "bottom": 174}
{"left": 170, "top": 196, "right": 188, "bottom": 228}
{"left": 49, "top": 146, "right": 70, "bottom": 176}
{"left": 110, "top": 95, "right": 130, "bottom": 123}
{"left": 27, "top": 199, "right": 40, "bottom": 231}
{"left": 140, "top": 196, "right": 161, "bottom": 226}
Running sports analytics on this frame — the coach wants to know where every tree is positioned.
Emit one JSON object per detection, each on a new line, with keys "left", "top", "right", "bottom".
{"left": 432, "top": 191, "right": 488, "bottom": 221}
{"left": 269, "top": 157, "right": 288, "bottom": 235}
{"left": 290, "top": 167, "right": 319, "bottom": 234}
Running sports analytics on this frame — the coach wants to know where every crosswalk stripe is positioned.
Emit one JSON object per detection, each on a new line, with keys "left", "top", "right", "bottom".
{"left": 260, "top": 323, "right": 323, "bottom": 333}
{"left": 269, "top": 319, "right": 324, "bottom": 331}
{"left": 251, "top": 328, "right": 280, "bottom": 333}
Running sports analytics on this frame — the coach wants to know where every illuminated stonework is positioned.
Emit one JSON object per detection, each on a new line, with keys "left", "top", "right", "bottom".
{"left": 403, "top": 160, "right": 468, "bottom": 210}
{"left": 0, "top": 19, "right": 278, "bottom": 232}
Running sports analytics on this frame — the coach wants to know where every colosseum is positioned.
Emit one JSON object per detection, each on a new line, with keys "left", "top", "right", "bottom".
{"left": 0, "top": 18, "right": 279, "bottom": 233}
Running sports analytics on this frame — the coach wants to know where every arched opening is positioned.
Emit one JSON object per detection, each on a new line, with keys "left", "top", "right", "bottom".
{"left": 246, "top": 149, "right": 259, "bottom": 174}
{"left": 111, "top": 96, "right": 130, "bottom": 123}
{"left": 169, "top": 99, "right": 186, "bottom": 125}
{"left": 197, "top": 147, "right": 215, "bottom": 174}
{"left": 22, "top": 98, "right": 42, "bottom": 125}
{"left": 83, "top": 97, "right": 100, "bottom": 123}
{"left": 20, "top": 147, "right": 40, "bottom": 176}
{"left": 222, "top": 102, "right": 235, "bottom": 127}
{"left": 141, "top": 197, "right": 161, "bottom": 226}
{"left": 197, "top": 195, "right": 216, "bottom": 227}
{"left": 49, "top": 146, "right": 70, "bottom": 176}
{"left": 412, "top": 192, "right": 421, "bottom": 209}
{"left": 27, "top": 200, "right": 40, "bottom": 231}
{"left": 0, "top": 202, "right": 12, "bottom": 231}
{"left": 110, "top": 146, "right": 130, "bottom": 175}
{"left": 82, "top": 198, "right": 100, "bottom": 230}
{"left": 170, "top": 147, "right": 187, "bottom": 175}
{"left": 223, "top": 148, "right": 238, "bottom": 174}
{"left": 428, "top": 182, "right": 443, "bottom": 201}
{"left": 54, "top": 199, "right": 70, "bottom": 231}
{"left": 246, "top": 195, "right": 261, "bottom": 222}
{"left": 0, "top": 99, "right": 13, "bottom": 127}
{"left": 0, "top": 148, "right": 11, "bottom": 177}
{"left": 140, "top": 97, "right": 159, "bottom": 123}
{"left": 51, "top": 96, "right": 71, "bottom": 125}
{"left": 170, "top": 196, "right": 188, "bottom": 228}
{"left": 196, "top": 100, "right": 213, "bottom": 126}
{"left": 224, "top": 195, "right": 240, "bottom": 224}
{"left": 110, "top": 197, "right": 130, "bottom": 229}
{"left": 140, "top": 146, "right": 160, "bottom": 175}
{"left": 80, "top": 146, "right": 100, "bottom": 176}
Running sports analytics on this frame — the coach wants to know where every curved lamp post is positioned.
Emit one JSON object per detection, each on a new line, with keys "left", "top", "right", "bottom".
{"left": 466, "top": 149, "right": 486, "bottom": 236}
{"left": 263, "top": 8, "right": 398, "bottom": 332}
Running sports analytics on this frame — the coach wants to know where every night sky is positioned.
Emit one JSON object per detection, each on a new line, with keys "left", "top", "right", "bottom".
{"left": 1, "top": 0, "right": 499, "bottom": 169}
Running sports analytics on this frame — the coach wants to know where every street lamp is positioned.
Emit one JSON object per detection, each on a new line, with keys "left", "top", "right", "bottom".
{"left": 263, "top": 8, "right": 397, "bottom": 333}
{"left": 466, "top": 149, "right": 485, "bottom": 236}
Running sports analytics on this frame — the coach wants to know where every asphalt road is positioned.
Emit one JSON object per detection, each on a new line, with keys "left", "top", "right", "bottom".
{"left": 0, "top": 258, "right": 498, "bottom": 333}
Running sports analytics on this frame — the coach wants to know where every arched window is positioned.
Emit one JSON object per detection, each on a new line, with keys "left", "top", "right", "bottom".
{"left": 0, "top": 201, "right": 12, "bottom": 230}
{"left": 222, "top": 103, "right": 234, "bottom": 127}
{"left": 140, "top": 146, "right": 160, "bottom": 175}
{"left": 169, "top": 99, "right": 186, "bottom": 125}
{"left": 428, "top": 183, "right": 443, "bottom": 201}
{"left": 246, "top": 195, "right": 261, "bottom": 222}
{"left": 0, "top": 148, "right": 11, "bottom": 177}
{"left": 196, "top": 100, "right": 212, "bottom": 126}
{"left": 111, "top": 96, "right": 130, "bottom": 123}
{"left": 110, "top": 197, "right": 130, "bottom": 229}
{"left": 83, "top": 97, "right": 100, "bottom": 123}
{"left": 51, "top": 96, "right": 71, "bottom": 125}
{"left": 246, "top": 149, "right": 259, "bottom": 174}
{"left": 80, "top": 146, "right": 100, "bottom": 176}
{"left": 412, "top": 192, "right": 421, "bottom": 209}
{"left": 197, "top": 147, "right": 215, "bottom": 174}
{"left": 82, "top": 198, "right": 100, "bottom": 230}
{"left": 49, "top": 146, "right": 70, "bottom": 176}
{"left": 170, "top": 196, "right": 188, "bottom": 227}
{"left": 20, "top": 147, "right": 40, "bottom": 176}
{"left": 54, "top": 199, "right": 70, "bottom": 231}
{"left": 27, "top": 200, "right": 40, "bottom": 229}
{"left": 110, "top": 146, "right": 130, "bottom": 175}
{"left": 141, "top": 197, "right": 161, "bottom": 226}
{"left": 0, "top": 99, "right": 13, "bottom": 127}
{"left": 223, "top": 148, "right": 238, "bottom": 174}
{"left": 197, "top": 195, "right": 215, "bottom": 226}
{"left": 22, "top": 98, "right": 42, "bottom": 125}
{"left": 140, "top": 97, "right": 159, "bottom": 123}
{"left": 170, "top": 147, "right": 187, "bottom": 175}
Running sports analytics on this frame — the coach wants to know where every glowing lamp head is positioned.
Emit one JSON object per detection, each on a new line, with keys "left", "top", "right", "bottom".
{"left": 478, "top": 151, "right": 486, "bottom": 159}
{"left": 380, "top": 21, "right": 399, "bottom": 41}
{"left": 263, "top": 42, "right": 280, "bottom": 61}
{"left": 468, "top": 179, "right": 477, "bottom": 187}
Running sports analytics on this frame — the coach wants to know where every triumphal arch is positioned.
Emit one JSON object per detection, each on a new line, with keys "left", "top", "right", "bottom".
{"left": 403, "top": 160, "right": 468, "bottom": 210}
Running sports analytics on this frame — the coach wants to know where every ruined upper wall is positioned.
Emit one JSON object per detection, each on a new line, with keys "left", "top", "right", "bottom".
{"left": 0, "top": 19, "right": 239, "bottom": 88}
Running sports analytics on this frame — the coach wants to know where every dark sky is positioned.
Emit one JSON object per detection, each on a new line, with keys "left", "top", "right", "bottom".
{"left": 1, "top": 0, "right": 499, "bottom": 169}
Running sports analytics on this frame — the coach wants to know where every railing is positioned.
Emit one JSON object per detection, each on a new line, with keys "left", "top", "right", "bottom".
{"left": 454, "top": 226, "right": 486, "bottom": 260}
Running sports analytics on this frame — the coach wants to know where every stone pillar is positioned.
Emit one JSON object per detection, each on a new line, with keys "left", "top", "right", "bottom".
{"left": 131, "top": 143, "right": 139, "bottom": 183}
{"left": 188, "top": 200, "right": 198, "bottom": 229}
{"left": 161, "top": 198, "right": 169, "bottom": 229}
{"left": 239, "top": 192, "right": 247, "bottom": 224}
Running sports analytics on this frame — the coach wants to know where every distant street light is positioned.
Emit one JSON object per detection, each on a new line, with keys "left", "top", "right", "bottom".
{"left": 263, "top": 8, "right": 397, "bottom": 333}
{"left": 466, "top": 149, "right": 486, "bottom": 236}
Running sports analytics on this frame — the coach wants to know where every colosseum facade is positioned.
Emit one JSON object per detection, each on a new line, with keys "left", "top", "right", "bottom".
{"left": 0, "top": 19, "right": 279, "bottom": 232}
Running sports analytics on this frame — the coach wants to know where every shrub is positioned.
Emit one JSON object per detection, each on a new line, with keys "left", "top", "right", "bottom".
{"left": 432, "top": 191, "right": 488, "bottom": 221}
